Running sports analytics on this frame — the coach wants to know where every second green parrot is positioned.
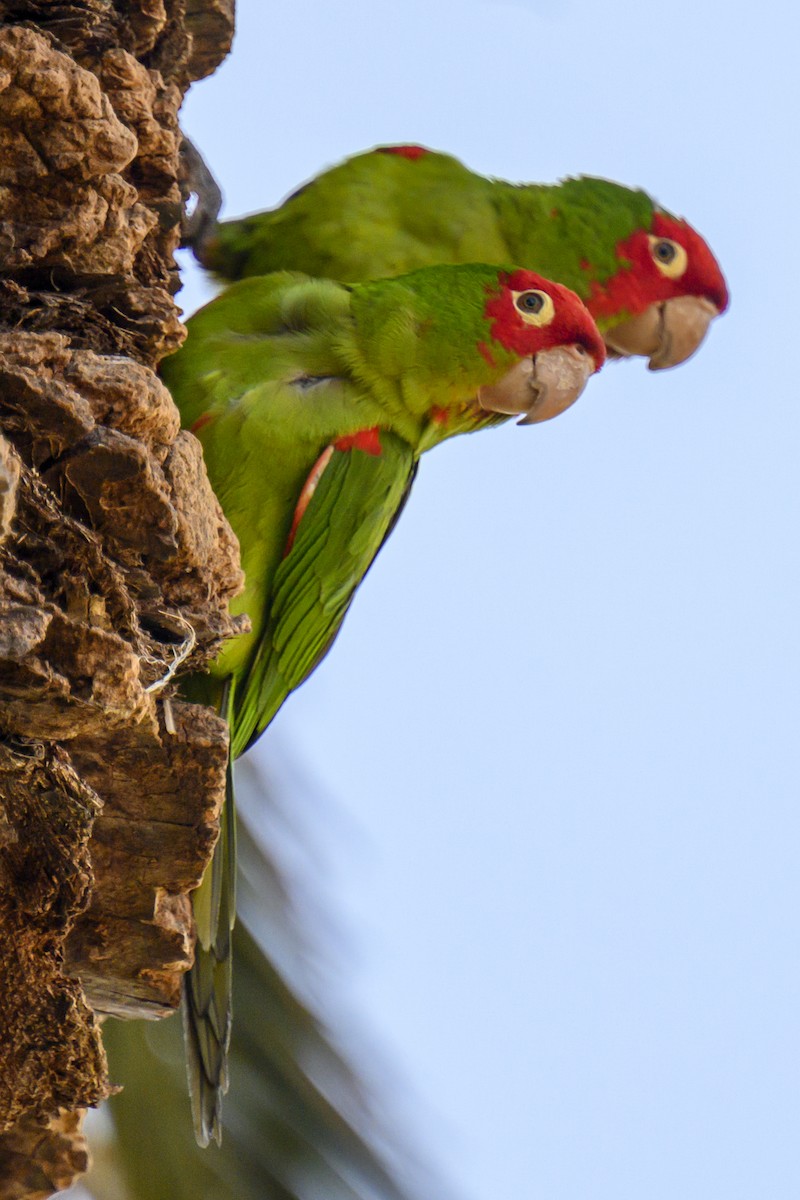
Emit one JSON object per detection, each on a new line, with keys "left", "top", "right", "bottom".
{"left": 194, "top": 143, "right": 729, "bottom": 370}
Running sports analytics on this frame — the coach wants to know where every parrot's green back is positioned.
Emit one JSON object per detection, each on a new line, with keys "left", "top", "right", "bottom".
{"left": 204, "top": 149, "right": 513, "bottom": 284}
{"left": 201, "top": 147, "right": 658, "bottom": 318}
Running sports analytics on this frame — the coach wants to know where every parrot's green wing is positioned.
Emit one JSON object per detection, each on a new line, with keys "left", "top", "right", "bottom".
{"left": 198, "top": 147, "right": 510, "bottom": 285}
{"left": 232, "top": 430, "right": 418, "bottom": 757}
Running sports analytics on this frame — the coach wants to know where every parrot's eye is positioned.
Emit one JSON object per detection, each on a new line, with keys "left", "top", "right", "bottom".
{"left": 517, "top": 291, "right": 545, "bottom": 313}
{"left": 512, "top": 289, "right": 555, "bottom": 327}
{"left": 648, "top": 236, "right": 688, "bottom": 280}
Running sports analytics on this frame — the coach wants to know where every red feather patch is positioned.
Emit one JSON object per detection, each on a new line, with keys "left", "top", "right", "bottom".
{"left": 374, "top": 145, "right": 429, "bottom": 161}
{"left": 334, "top": 427, "right": 382, "bottom": 455}
{"left": 190, "top": 412, "right": 215, "bottom": 434}
{"left": 285, "top": 429, "right": 383, "bottom": 556}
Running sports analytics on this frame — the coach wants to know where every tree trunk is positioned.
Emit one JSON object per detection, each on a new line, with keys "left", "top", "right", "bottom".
{"left": 0, "top": 3, "right": 237, "bottom": 1194}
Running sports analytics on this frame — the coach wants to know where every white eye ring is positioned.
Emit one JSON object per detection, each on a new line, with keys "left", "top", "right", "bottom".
{"left": 513, "top": 289, "right": 556, "bottom": 327}
{"left": 649, "top": 236, "right": 688, "bottom": 280}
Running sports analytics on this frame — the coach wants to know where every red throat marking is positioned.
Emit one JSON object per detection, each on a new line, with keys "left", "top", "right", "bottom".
{"left": 375, "top": 144, "right": 429, "bottom": 161}
{"left": 477, "top": 340, "right": 496, "bottom": 368}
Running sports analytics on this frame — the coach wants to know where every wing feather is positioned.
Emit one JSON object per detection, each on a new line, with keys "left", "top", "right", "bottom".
{"left": 231, "top": 432, "right": 416, "bottom": 757}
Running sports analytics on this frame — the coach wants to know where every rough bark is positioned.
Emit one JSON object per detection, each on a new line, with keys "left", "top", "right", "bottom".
{"left": 0, "top": 1109, "right": 88, "bottom": 1200}
{"left": 0, "top": 2, "right": 237, "bottom": 1194}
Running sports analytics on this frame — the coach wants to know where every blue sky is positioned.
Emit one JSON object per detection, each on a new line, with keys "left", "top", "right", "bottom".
{"left": 176, "top": 3, "right": 799, "bottom": 1197}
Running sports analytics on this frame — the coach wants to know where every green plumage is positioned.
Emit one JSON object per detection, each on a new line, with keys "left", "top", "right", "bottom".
{"left": 200, "top": 147, "right": 660, "bottom": 317}
{"left": 163, "top": 262, "right": 600, "bottom": 1145}
{"left": 165, "top": 267, "right": 528, "bottom": 754}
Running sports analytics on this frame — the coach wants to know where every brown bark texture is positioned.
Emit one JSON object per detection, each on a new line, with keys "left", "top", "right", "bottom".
{"left": 0, "top": 1, "right": 237, "bottom": 1194}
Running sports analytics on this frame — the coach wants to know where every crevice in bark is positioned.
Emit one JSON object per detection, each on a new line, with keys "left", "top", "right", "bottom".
{"left": 0, "top": 3, "right": 237, "bottom": 1194}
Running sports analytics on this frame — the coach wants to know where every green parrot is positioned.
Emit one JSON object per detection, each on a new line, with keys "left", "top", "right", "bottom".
{"left": 194, "top": 143, "right": 729, "bottom": 370}
{"left": 162, "top": 262, "right": 606, "bottom": 1146}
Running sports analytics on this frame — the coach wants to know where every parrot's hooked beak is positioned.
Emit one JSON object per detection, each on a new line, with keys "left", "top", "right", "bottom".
{"left": 477, "top": 344, "right": 596, "bottom": 425}
{"left": 603, "top": 295, "right": 720, "bottom": 370}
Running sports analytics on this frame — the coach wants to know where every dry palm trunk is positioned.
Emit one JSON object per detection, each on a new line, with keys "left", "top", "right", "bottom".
{"left": 0, "top": 3, "right": 237, "bottom": 1195}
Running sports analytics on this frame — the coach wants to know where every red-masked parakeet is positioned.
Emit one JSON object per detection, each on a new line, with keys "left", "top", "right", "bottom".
{"left": 162, "top": 262, "right": 605, "bottom": 1145}
{"left": 195, "top": 143, "right": 728, "bottom": 370}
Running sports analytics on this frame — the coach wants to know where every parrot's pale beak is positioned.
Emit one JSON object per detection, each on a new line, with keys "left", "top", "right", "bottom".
{"left": 604, "top": 295, "right": 720, "bottom": 370}
{"left": 477, "top": 344, "right": 595, "bottom": 425}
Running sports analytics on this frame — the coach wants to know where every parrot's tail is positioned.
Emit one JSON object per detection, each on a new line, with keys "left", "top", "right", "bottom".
{"left": 182, "top": 679, "right": 237, "bottom": 1146}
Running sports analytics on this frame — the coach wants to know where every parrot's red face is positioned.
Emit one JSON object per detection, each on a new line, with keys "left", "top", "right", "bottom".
{"left": 591, "top": 214, "right": 728, "bottom": 318}
{"left": 476, "top": 269, "right": 605, "bottom": 425}
{"left": 589, "top": 214, "right": 729, "bottom": 370}
{"left": 486, "top": 268, "right": 607, "bottom": 366}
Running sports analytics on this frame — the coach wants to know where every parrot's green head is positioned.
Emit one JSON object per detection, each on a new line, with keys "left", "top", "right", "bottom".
{"left": 349, "top": 263, "right": 606, "bottom": 427}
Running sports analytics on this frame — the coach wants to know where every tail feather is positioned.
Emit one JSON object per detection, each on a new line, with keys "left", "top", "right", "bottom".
{"left": 183, "top": 680, "right": 237, "bottom": 1146}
